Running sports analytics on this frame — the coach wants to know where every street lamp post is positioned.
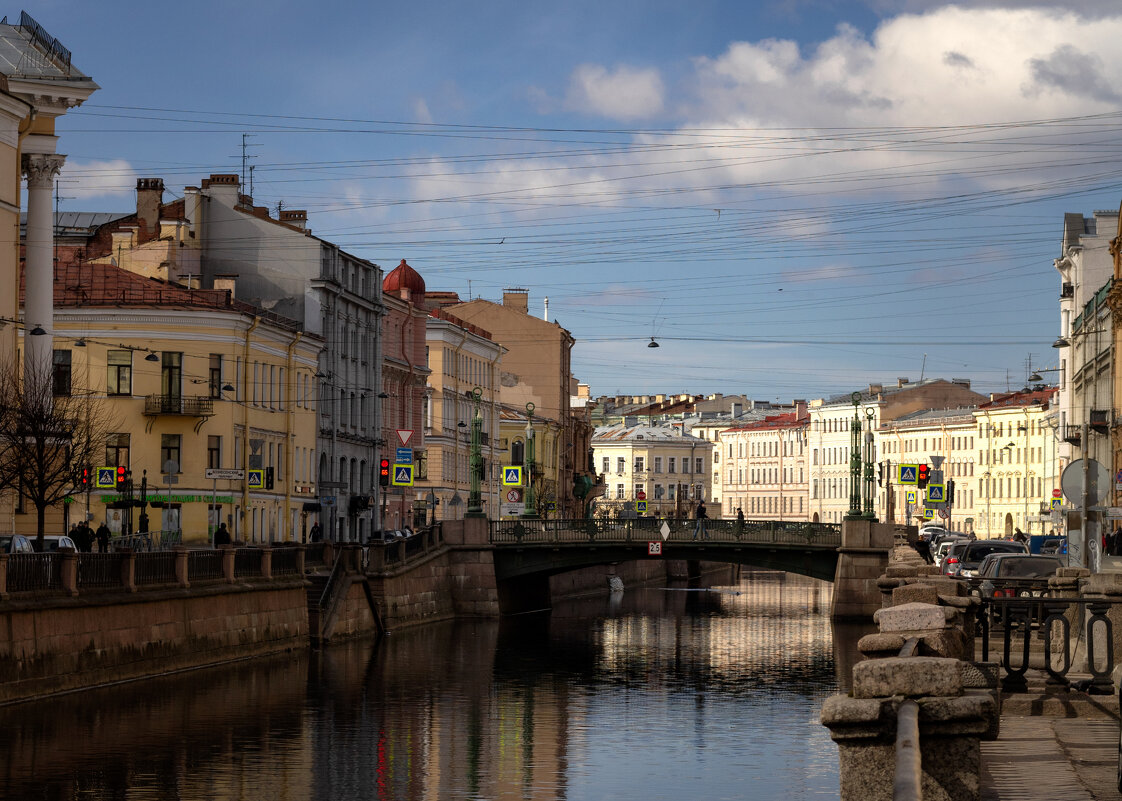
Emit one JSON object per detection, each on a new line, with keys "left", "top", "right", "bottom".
{"left": 845, "top": 392, "right": 863, "bottom": 520}
{"left": 466, "top": 387, "right": 484, "bottom": 518}
{"left": 521, "top": 402, "right": 538, "bottom": 518}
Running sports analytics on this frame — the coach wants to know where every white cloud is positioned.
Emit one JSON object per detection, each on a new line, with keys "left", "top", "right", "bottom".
{"left": 565, "top": 63, "right": 664, "bottom": 120}
{"left": 60, "top": 159, "right": 137, "bottom": 200}
{"left": 412, "top": 97, "right": 434, "bottom": 124}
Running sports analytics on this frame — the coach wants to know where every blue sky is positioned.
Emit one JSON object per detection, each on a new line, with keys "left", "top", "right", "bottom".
{"left": 28, "top": 0, "right": 1122, "bottom": 401}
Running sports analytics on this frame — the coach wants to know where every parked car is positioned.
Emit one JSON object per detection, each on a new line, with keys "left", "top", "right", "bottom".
{"left": 975, "top": 554, "right": 1064, "bottom": 598}
{"left": 29, "top": 535, "right": 77, "bottom": 553}
{"left": 0, "top": 535, "right": 32, "bottom": 554}
{"left": 934, "top": 536, "right": 969, "bottom": 569}
{"left": 953, "top": 540, "right": 1029, "bottom": 578}
{"left": 1040, "top": 537, "right": 1067, "bottom": 556}
{"left": 941, "top": 540, "right": 972, "bottom": 576}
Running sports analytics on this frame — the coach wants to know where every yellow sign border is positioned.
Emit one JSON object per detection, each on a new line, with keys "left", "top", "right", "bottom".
{"left": 502, "top": 466, "right": 523, "bottom": 486}
{"left": 392, "top": 463, "right": 414, "bottom": 487}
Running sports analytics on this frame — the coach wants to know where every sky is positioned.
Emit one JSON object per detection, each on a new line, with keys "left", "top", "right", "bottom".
{"left": 24, "top": 0, "right": 1122, "bottom": 402}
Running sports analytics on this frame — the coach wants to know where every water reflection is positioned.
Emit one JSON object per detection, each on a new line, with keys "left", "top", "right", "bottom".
{"left": 0, "top": 570, "right": 860, "bottom": 801}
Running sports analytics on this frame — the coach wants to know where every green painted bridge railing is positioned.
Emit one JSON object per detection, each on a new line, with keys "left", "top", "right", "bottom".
{"left": 489, "top": 518, "right": 841, "bottom": 548}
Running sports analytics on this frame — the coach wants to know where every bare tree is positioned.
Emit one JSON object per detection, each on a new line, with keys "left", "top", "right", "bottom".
{"left": 0, "top": 359, "right": 118, "bottom": 546}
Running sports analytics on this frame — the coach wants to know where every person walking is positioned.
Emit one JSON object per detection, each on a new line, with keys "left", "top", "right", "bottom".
{"left": 214, "top": 522, "right": 231, "bottom": 547}
{"left": 309, "top": 522, "right": 322, "bottom": 542}
{"left": 692, "top": 500, "right": 708, "bottom": 541}
{"left": 735, "top": 506, "right": 745, "bottom": 538}
{"left": 95, "top": 522, "right": 110, "bottom": 553}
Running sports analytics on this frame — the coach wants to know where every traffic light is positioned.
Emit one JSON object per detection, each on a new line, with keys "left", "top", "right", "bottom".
{"left": 79, "top": 466, "right": 89, "bottom": 491}
{"left": 379, "top": 458, "right": 390, "bottom": 487}
{"left": 877, "top": 461, "right": 884, "bottom": 487}
{"left": 947, "top": 479, "right": 955, "bottom": 505}
{"left": 116, "top": 465, "right": 127, "bottom": 489}
{"left": 917, "top": 463, "right": 929, "bottom": 489}
{"left": 265, "top": 466, "right": 274, "bottom": 490}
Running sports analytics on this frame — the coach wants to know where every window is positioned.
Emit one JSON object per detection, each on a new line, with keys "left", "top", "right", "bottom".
{"left": 654, "top": 456, "right": 662, "bottom": 473}
{"left": 634, "top": 457, "right": 644, "bottom": 472}
{"left": 105, "top": 433, "right": 130, "bottom": 469}
{"left": 668, "top": 484, "right": 676, "bottom": 500}
{"left": 162, "top": 352, "right": 182, "bottom": 398}
{"left": 161, "top": 434, "right": 182, "bottom": 473}
{"left": 52, "top": 350, "right": 71, "bottom": 396}
{"left": 654, "top": 484, "right": 664, "bottom": 499}
{"left": 616, "top": 457, "right": 625, "bottom": 474}
{"left": 207, "top": 436, "right": 222, "bottom": 470}
{"left": 602, "top": 456, "right": 609, "bottom": 474}
{"left": 615, "top": 483, "right": 624, "bottom": 499}
{"left": 695, "top": 457, "right": 703, "bottom": 473}
{"left": 209, "top": 354, "right": 223, "bottom": 398}
{"left": 107, "top": 350, "right": 132, "bottom": 395}
{"left": 634, "top": 483, "right": 644, "bottom": 498}
{"left": 668, "top": 457, "right": 676, "bottom": 473}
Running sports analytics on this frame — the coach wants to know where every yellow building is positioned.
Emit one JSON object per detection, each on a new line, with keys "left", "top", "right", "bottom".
{"left": 498, "top": 406, "right": 563, "bottom": 518}
{"left": 420, "top": 306, "right": 503, "bottom": 521}
{"left": 592, "top": 423, "right": 711, "bottom": 519}
{"left": 21, "top": 261, "right": 322, "bottom": 543}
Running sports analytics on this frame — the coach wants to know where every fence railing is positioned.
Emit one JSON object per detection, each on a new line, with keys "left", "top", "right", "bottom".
{"left": 366, "top": 526, "right": 444, "bottom": 572}
{"left": 109, "top": 530, "right": 182, "bottom": 552}
{"left": 2, "top": 545, "right": 307, "bottom": 598}
{"left": 489, "top": 517, "right": 841, "bottom": 546}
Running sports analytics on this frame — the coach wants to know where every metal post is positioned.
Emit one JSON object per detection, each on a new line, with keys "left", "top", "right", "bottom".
{"left": 845, "top": 391, "right": 863, "bottom": 520}
{"left": 1082, "top": 420, "right": 1091, "bottom": 571}
{"left": 466, "top": 387, "right": 484, "bottom": 518}
{"left": 862, "top": 408, "right": 876, "bottom": 519}
{"left": 521, "top": 402, "right": 538, "bottom": 518}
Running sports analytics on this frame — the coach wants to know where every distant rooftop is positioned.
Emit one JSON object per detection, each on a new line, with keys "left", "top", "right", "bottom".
{"left": 0, "top": 12, "right": 95, "bottom": 85}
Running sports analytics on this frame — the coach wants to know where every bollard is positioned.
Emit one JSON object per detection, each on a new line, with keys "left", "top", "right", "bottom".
{"left": 295, "top": 543, "right": 306, "bottom": 576}
{"left": 59, "top": 548, "right": 78, "bottom": 597}
{"left": 174, "top": 546, "right": 190, "bottom": 589}
{"left": 121, "top": 550, "right": 137, "bottom": 593}
{"left": 221, "top": 546, "right": 236, "bottom": 584}
{"left": 260, "top": 545, "right": 273, "bottom": 579}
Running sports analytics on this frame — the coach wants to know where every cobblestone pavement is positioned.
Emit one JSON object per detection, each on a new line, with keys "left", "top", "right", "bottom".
{"left": 982, "top": 715, "right": 1118, "bottom": 800}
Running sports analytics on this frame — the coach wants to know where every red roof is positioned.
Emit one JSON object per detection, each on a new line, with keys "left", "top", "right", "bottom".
{"left": 978, "top": 387, "right": 1057, "bottom": 410}
{"left": 383, "top": 259, "right": 426, "bottom": 294}
{"left": 725, "top": 411, "right": 808, "bottom": 433}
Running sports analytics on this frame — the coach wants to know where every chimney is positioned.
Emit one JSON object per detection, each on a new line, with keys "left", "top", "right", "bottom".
{"left": 730, "top": 402, "right": 742, "bottom": 417}
{"left": 202, "top": 174, "right": 240, "bottom": 206}
{"left": 544, "top": 296, "right": 549, "bottom": 322}
{"left": 136, "top": 178, "right": 164, "bottom": 242}
{"left": 502, "top": 288, "right": 529, "bottom": 314}
{"left": 279, "top": 209, "right": 308, "bottom": 231}
{"left": 213, "top": 274, "right": 237, "bottom": 299}
{"left": 868, "top": 383, "right": 883, "bottom": 395}
{"left": 896, "top": 377, "right": 910, "bottom": 387}
{"left": 183, "top": 186, "right": 199, "bottom": 237}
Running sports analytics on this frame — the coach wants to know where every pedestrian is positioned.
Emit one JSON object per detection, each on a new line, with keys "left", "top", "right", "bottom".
{"left": 735, "top": 506, "right": 745, "bottom": 538}
{"left": 78, "top": 522, "right": 93, "bottom": 552}
{"left": 95, "top": 522, "right": 110, "bottom": 553}
{"left": 310, "top": 522, "right": 322, "bottom": 542}
{"left": 1013, "top": 527, "right": 1027, "bottom": 544}
{"left": 214, "top": 522, "right": 231, "bottom": 547}
{"left": 692, "top": 500, "right": 708, "bottom": 541}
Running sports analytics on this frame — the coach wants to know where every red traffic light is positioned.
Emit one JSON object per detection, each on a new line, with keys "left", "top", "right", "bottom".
{"left": 917, "top": 464, "right": 929, "bottom": 481}
{"left": 379, "top": 458, "right": 391, "bottom": 487}
{"left": 116, "top": 465, "right": 127, "bottom": 486}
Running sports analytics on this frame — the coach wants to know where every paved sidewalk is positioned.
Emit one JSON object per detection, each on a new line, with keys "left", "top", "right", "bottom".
{"left": 981, "top": 697, "right": 1119, "bottom": 800}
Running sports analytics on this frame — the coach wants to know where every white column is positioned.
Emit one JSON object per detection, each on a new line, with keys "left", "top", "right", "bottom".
{"left": 22, "top": 153, "right": 64, "bottom": 383}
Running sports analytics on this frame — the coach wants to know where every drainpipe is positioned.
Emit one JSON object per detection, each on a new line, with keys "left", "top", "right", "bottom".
{"left": 241, "top": 317, "right": 260, "bottom": 540}
{"left": 285, "top": 331, "right": 303, "bottom": 541}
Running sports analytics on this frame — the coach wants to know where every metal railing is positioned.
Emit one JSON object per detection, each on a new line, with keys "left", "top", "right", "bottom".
{"left": 77, "top": 553, "right": 126, "bottom": 589}
{"left": 109, "top": 530, "right": 182, "bottom": 552}
{"left": 975, "top": 594, "right": 1122, "bottom": 693}
{"left": 134, "top": 551, "right": 177, "bottom": 586}
{"left": 7, "top": 553, "right": 60, "bottom": 592}
{"left": 304, "top": 542, "right": 327, "bottom": 568}
{"left": 234, "top": 548, "right": 262, "bottom": 578}
{"left": 143, "top": 394, "right": 214, "bottom": 417}
{"left": 188, "top": 549, "right": 224, "bottom": 581}
{"left": 271, "top": 546, "right": 301, "bottom": 576}
{"left": 489, "top": 517, "right": 841, "bottom": 547}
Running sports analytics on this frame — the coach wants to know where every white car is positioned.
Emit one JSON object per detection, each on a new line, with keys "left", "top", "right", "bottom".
{"left": 29, "top": 535, "right": 77, "bottom": 552}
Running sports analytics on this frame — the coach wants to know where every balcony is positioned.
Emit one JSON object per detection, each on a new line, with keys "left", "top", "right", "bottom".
{"left": 1063, "top": 425, "right": 1081, "bottom": 446}
{"left": 144, "top": 394, "right": 214, "bottom": 417}
{"left": 1060, "top": 282, "right": 1074, "bottom": 299}
{"left": 1090, "top": 409, "right": 1111, "bottom": 435}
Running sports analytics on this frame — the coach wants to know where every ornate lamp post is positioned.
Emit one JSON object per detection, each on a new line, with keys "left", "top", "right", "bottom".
{"left": 846, "top": 392, "right": 863, "bottom": 520}
{"left": 466, "top": 387, "right": 485, "bottom": 518}
{"left": 862, "top": 408, "right": 877, "bottom": 519}
{"left": 521, "top": 402, "right": 538, "bottom": 518}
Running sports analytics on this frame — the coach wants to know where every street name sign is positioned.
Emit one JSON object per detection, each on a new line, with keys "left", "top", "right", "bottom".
{"left": 205, "top": 468, "right": 245, "bottom": 480}
{"left": 898, "top": 464, "right": 918, "bottom": 485}
{"left": 396, "top": 447, "right": 413, "bottom": 464}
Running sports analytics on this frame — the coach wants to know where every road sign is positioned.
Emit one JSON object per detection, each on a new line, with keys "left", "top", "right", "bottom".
{"left": 939, "top": 509, "right": 949, "bottom": 519}
{"left": 637, "top": 500, "right": 648, "bottom": 513}
{"left": 925, "top": 508, "right": 937, "bottom": 518}
{"left": 926, "top": 484, "right": 945, "bottom": 502}
{"left": 660, "top": 521, "right": 670, "bottom": 541}
{"left": 1051, "top": 498, "right": 1063, "bottom": 512}
{"left": 1105, "top": 507, "right": 1122, "bottom": 519}
{"left": 396, "top": 447, "right": 413, "bottom": 464}
{"left": 205, "top": 468, "right": 245, "bottom": 480}
{"left": 898, "top": 464, "right": 918, "bottom": 485}
{"left": 506, "top": 488, "right": 522, "bottom": 503}
{"left": 648, "top": 542, "right": 662, "bottom": 555}
{"left": 96, "top": 467, "right": 116, "bottom": 489}
{"left": 320, "top": 495, "right": 336, "bottom": 505}
{"left": 247, "top": 469, "right": 264, "bottom": 489}
{"left": 1053, "top": 488, "right": 1064, "bottom": 498}
{"left": 503, "top": 466, "right": 523, "bottom": 486}
{"left": 637, "top": 490, "right": 646, "bottom": 501}
{"left": 1062, "top": 459, "right": 1110, "bottom": 506}
{"left": 392, "top": 464, "right": 414, "bottom": 487}
{"left": 396, "top": 429, "right": 414, "bottom": 447}
{"left": 906, "top": 490, "right": 917, "bottom": 506}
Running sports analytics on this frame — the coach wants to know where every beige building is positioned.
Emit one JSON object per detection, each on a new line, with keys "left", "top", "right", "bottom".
{"left": 592, "top": 423, "right": 710, "bottom": 518}
{"left": 808, "top": 379, "right": 986, "bottom": 524}
{"left": 420, "top": 306, "right": 503, "bottom": 521}
{"left": 435, "top": 289, "right": 584, "bottom": 517}
{"left": 718, "top": 406, "right": 809, "bottom": 521}
{"left": 498, "top": 405, "right": 564, "bottom": 518}
{"left": 18, "top": 261, "right": 321, "bottom": 542}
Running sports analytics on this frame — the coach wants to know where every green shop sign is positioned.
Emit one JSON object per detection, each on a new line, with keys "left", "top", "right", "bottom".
{"left": 99, "top": 494, "right": 235, "bottom": 504}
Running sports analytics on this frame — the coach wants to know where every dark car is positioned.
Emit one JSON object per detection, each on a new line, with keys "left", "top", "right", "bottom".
{"left": 941, "top": 540, "right": 972, "bottom": 576}
{"left": 954, "top": 540, "right": 1029, "bottom": 578}
{"left": 976, "top": 554, "right": 1063, "bottom": 598}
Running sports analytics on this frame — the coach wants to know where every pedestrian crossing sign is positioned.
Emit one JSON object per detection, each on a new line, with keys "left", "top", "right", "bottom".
{"left": 503, "top": 466, "right": 523, "bottom": 486}
{"left": 1051, "top": 498, "right": 1062, "bottom": 512}
{"left": 247, "top": 469, "right": 264, "bottom": 489}
{"left": 898, "top": 464, "right": 918, "bottom": 485}
{"left": 906, "top": 490, "right": 917, "bottom": 506}
{"left": 392, "top": 464, "right": 414, "bottom": 487}
{"left": 926, "top": 484, "right": 945, "bottom": 502}
{"left": 96, "top": 467, "right": 116, "bottom": 489}
{"left": 637, "top": 500, "right": 648, "bottom": 513}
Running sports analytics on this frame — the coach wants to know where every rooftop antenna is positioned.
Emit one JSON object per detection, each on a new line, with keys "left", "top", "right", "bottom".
{"left": 239, "top": 133, "right": 260, "bottom": 192}
{"left": 249, "top": 164, "right": 255, "bottom": 200}
{"left": 919, "top": 353, "right": 927, "bottom": 382}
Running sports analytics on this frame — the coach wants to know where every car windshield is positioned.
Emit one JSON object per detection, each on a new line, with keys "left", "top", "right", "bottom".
{"left": 963, "top": 542, "right": 1024, "bottom": 563}
{"left": 0, "top": 536, "right": 11, "bottom": 552}
{"left": 995, "top": 557, "right": 1063, "bottom": 578}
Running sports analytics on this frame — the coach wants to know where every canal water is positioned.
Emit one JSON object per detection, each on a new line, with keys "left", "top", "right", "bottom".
{"left": 0, "top": 570, "right": 866, "bottom": 801}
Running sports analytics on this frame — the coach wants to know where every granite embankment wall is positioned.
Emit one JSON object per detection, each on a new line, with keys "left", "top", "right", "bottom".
{"left": 0, "top": 580, "right": 308, "bottom": 705}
